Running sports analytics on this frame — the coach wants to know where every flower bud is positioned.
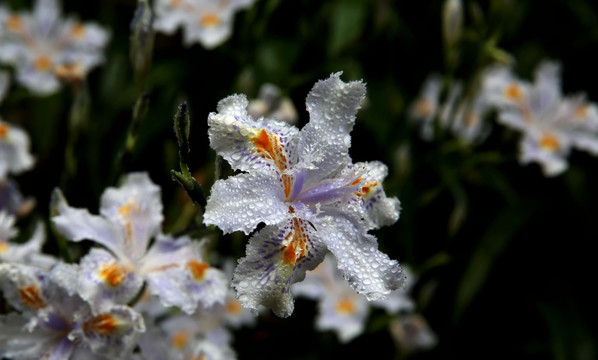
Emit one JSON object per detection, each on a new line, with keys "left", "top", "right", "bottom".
{"left": 130, "top": 0, "right": 154, "bottom": 94}
{"left": 443, "top": 0, "right": 463, "bottom": 51}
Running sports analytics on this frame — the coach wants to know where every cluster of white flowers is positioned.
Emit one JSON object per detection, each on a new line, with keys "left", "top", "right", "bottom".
{"left": 0, "top": 1, "right": 419, "bottom": 358}
{"left": 293, "top": 254, "right": 418, "bottom": 343}
{"left": 483, "top": 62, "right": 598, "bottom": 176}
{"left": 0, "top": 70, "right": 36, "bottom": 217}
{"left": 409, "top": 74, "right": 492, "bottom": 145}
{"left": 153, "top": 0, "right": 255, "bottom": 49}
{"left": 0, "top": 172, "right": 257, "bottom": 359}
{"left": 0, "top": 73, "right": 407, "bottom": 358}
{"left": 410, "top": 61, "right": 598, "bottom": 177}
{"left": 0, "top": 0, "right": 109, "bottom": 95}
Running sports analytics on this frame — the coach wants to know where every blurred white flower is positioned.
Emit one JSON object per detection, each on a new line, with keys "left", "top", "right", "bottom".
{"left": 0, "top": 0, "right": 109, "bottom": 95}
{"left": 0, "top": 262, "right": 145, "bottom": 359}
{"left": 294, "top": 254, "right": 416, "bottom": 343}
{"left": 0, "top": 211, "right": 55, "bottom": 268}
{"left": 0, "top": 120, "right": 35, "bottom": 181}
{"left": 153, "top": 0, "right": 255, "bottom": 49}
{"left": 389, "top": 313, "right": 437, "bottom": 355}
{"left": 138, "top": 311, "right": 237, "bottom": 360}
{"left": 248, "top": 83, "right": 298, "bottom": 125}
{"left": 483, "top": 61, "right": 598, "bottom": 176}
{"left": 52, "top": 172, "right": 227, "bottom": 313}
{"left": 409, "top": 74, "right": 442, "bottom": 141}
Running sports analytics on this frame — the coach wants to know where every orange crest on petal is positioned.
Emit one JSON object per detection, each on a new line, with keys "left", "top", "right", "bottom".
{"left": 539, "top": 133, "right": 560, "bottom": 152}
{"left": 71, "top": 22, "right": 86, "bottom": 39}
{"left": 0, "top": 123, "right": 9, "bottom": 138}
{"left": 200, "top": 13, "right": 220, "bottom": 27}
{"left": 504, "top": 82, "right": 524, "bottom": 101}
{"left": 171, "top": 330, "right": 190, "bottom": 349}
{"left": 19, "top": 285, "right": 46, "bottom": 309}
{"left": 282, "top": 218, "right": 309, "bottom": 265}
{"left": 34, "top": 56, "right": 53, "bottom": 72}
{"left": 6, "top": 15, "right": 22, "bottom": 32}
{"left": 251, "top": 129, "right": 292, "bottom": 197}
{"left": 83, "top": 314, "right": 119, "bottom": 336}
{"left": 335, "top": 296, "right": 356, "bottom": 314}
{"left": 187, "top": 259, "right": 210, "bottom": 280}
{"left": 99, "top": 261, "right": 128, "bottom": 287}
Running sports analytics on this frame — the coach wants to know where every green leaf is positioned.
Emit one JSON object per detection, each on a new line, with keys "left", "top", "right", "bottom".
{"left": 328, "top": 0, "right": 369, "bottom": 56}
{"left": 454, "top": 199, "right": 537, "bottom": 322}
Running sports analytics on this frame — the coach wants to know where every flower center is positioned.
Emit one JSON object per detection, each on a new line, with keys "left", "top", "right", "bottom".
{"left": 464, "top": 112, "right": 478, "bottom": 128}
{"left": 187, "top": 259, "right": 210, "bottom": 280}
{"left": 6, "top": 15, "right": 22, "bottom": 32}
{"left": 0, "top": 123, "right": 9, "bottom": 138}
{"left": 0, "top": 240, "right": 8, "bottom": 253}
{"left": 200, "top": 13, "right": 220, "bottom": 27}
{"left": 83, "top": 314, "right": 119, "bottom": 336}
{"left": 99, "top": 261, "right": 128, "bottom": 287}
{"left": 171, "top": 330, "right": 190, "bottom": 349}
{"left": 576, "top": 105, "right": 588, "bottom": 119}
{"left": 335, "top": 297, "right": 356, "bottom": 314}
{"left": 118, "top": 201, "right": 139, "bottom": 218}
{"left": 539, "top": 133, "right": 560, "bottom": 152}
{"left": 413, "top": 99, "right": 434, "bottom": 117}
{"left": 70, "top": 22, "right": 86, "bottom": 39}
{"left": 225, "top": 299, "right": 243, "bottom": 315}
{"left": 19, "top": 285, "right": 46, "bottom": 309}
{"left": 34, "top": 55, "right": 53, "bottom": 72}
{"left": 504, "top": 82, "right": 524, "bottom": 101}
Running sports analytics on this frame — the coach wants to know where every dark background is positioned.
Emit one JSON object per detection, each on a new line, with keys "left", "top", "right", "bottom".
{"left": 2, "top": 0, "right": 597, "bottom": 359}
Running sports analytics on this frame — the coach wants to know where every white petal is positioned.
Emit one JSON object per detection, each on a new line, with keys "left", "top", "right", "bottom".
{"left": 204, "top": 171, "right": 288, "bottom": 235}
{"left": 0, "top": 263, "right": 48, "bottom": 312}
{"left": 99, "top": 172, "right": 163, "bottom": 261}
{"left": 300, "top": 72, "right": 366, "bottom": 184}
{"left": 51, "top": 189, "right": 124, "bottom": 259}
{"left": 76, "top": 305, "right": 145, "bottom": 359}
{"left": 208, "top": 94, "right": 300, "bottom": 175}
{"left": 357, "top": 161, "right": 401, "bottom": 228}
{"left": 316, "top": 213, "right": 405, "bottom": 300}
{"left": 316, "top": 292, "right": 369, "bottom": 343}
{"left": 78, "top": 248, "right": 143, "bottom": 310}
{"left": 233, "top": 218, "right": 327, "bottom": 317}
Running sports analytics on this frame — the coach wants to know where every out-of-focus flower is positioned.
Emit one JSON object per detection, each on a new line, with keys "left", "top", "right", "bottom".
{"left": 0, "top": 262, "right": 145, "bottom": 359}
{"left": 0, "top": 0, "right": 109, "bottom": 95}
{"left": 153, "top": 0, "right": 255, "bottom": 49}
{"left": 0, "top": 211, "right": 55, "bottom": 268}
{"left": 248, "top": 83, "right": 298, "bottom": 125}
{"left": 0, "top": 120, "right": 35, "bottom": 181}
{"left": 483, "top": 61, "right": 598, "bottom": 176}
{"left": 136, "top": 260, "right": 254, "bottom": 360}
{"left": 204, "top": 72, "right": 404, "bottom": 317}
{"left": 409, "top": 74, "right": 442, "bottom": 141}
{"left": 0, "top": 179, "right": 35, "bottom": 217}
{"left": 138, "top": 311, "right": 237, "bottom": 360}
{"left": 293, "top": 254, "right": 370, "bottom": 342}
{"left": 389, "top": 314, "right": 438, "bottom": 355}
{"left": 411, "top": 74, "right": 492, "bottom": 144}
{"left": 450, "top": 88, "right": 492, "bottom": 144}
{"left": 294, "top": 255, "right": 415, "bottom": 342}
{"left": 52, "top": 172, "right": 227, "bottom": 313}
